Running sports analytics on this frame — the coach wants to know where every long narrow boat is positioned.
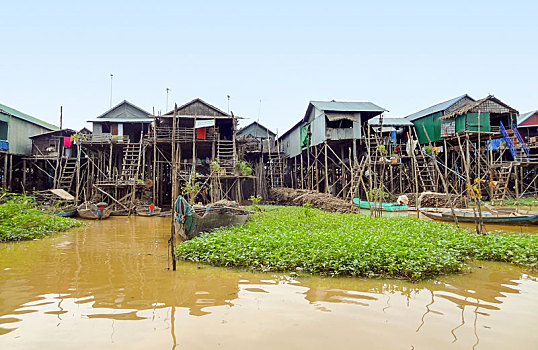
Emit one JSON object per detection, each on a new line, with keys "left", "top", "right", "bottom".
{"left": 77, "top": 202, "right": 112, "bottom": 220}
{"left": 54, "top": 208, "right": 78, "bottom": 217}
{"left": 421, "top": 210, "right": 538, "bottom": 225}
{"left": 135, "top": 204, "right": 162, "bottom": 217}
{"left": 353, "top": 198, "right": 408, "bottom": 212}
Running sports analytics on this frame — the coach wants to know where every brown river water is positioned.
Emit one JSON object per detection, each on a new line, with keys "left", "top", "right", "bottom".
{"left": 0, "top": 216, "right": 537, "bottom": 349}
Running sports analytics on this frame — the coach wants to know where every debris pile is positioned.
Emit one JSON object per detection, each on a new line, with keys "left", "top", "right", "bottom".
{"left": 403, "top": 192, "right": 466, "bottom": 208}
{"left": 269, "top": 187, "right": 359, "bottom": 213}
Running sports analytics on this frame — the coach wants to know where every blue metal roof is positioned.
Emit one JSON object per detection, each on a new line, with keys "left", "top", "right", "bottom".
{"left": 517, "top": 110, "right": 538, "bottom": 126}
{"left": 310, "top": 100, "right": 387, "bottom": 113}
{"left": 405, "top": 94, "right": 473, "bottom": 122}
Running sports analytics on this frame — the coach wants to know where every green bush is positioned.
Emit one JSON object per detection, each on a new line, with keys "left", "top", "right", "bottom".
{"left": 176, "top": 206, "right": 537, "bottom": 280}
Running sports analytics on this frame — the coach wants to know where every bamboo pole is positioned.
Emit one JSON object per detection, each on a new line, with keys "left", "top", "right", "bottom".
{"left": 323, "top": 141, "right": 329, "bottom": 193}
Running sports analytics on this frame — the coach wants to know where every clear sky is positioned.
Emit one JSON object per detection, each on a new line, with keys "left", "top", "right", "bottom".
{"left": 1, "top": 0, "right": 537, "bottom": 134}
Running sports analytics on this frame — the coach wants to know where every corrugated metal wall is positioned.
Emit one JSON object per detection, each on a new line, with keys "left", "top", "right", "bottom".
{"left": 8, "top": 118, "right": 52, "bottom": 155}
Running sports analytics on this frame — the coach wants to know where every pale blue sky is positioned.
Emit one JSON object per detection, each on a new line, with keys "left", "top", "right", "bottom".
{"left": 1, "top": 0, "right": 537, "bottom": 134}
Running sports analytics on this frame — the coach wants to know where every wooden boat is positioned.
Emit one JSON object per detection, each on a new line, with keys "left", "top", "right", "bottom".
{"left": 353, "top": 198, "right": 408, "bottom": 212}
{"left": 77, "top": 202, "right": 112, "bottom": 220}
{"left": 173, "top": 196, "right": 252, "bottom": 241}
{"left": 420, "top": 210, "right": 538, "bottom": 225}
{"left": 135, "top": 204, "right": 161, "bottom": 217}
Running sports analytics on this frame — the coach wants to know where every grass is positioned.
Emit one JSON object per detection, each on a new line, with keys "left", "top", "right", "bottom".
{"left": 176, "top": 206, "right": 537, "bottom": 280}
{"left": 0, "top": 192, "right": 82, "bottom": 242}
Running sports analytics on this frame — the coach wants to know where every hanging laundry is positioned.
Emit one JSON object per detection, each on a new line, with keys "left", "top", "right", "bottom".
{"left": 197, "top": 127, "right": 207, "bottom": 139}
{"left": 63, "top": 136, "right": 72, "bottom": 147}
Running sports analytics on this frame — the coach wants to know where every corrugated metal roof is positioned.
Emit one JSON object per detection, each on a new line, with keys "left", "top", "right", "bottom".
{"left": 518, "top": 110, "right": 538, "bottom": 126}
{"left": 238, "top": 121, "right": 276, "bottom": 137}
{"left": 96, "top": 100, "right": 150, "bottom": 119}
{"left": 88, "top": 118, "right": 153, "bottom": 123}
{"left": 405, "top": 94, "right": 473, "bottom": 121}
{"left": 0, "top": 103, "right": 58, "bottom": 131}
{"left": 311, "top": 100, "right": 387, "bottom": 113}
{"left": 368, "top": 117, "right": 413, "bottom": 126}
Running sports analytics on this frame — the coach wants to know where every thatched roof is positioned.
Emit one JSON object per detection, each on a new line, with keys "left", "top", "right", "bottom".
{"left": 439, "top": 95, "right": 518, "bottom": 120}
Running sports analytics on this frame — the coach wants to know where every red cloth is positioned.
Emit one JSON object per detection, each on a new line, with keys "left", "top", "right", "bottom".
{"left": 197, "top": 127, "right": 206, "bottom": 139}
{"left": 63, "top": 136, "right": 72, "bottom": 147}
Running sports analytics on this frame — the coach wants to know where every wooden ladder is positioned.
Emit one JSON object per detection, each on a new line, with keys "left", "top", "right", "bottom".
{"left": 491, "top": 164, "right": 512, "bottom": 204}
{"left": 217, "top": 139, "right": 235, "bottom": 174}
{"left": 57, "top": 158, "right": 77, "bottom": 193}
{"left": 416, "top": 157, "right": 436, "bottom": 192}
{"left": 121, "top": 143, "right": 142, "bottom": 182}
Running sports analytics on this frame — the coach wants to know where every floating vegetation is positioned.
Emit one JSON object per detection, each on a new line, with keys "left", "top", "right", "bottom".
{"left": 176, "top": 206, "right": 537, "bottom": 280}
{"left": 0, "top": 192, "right": 82, "bottom": 242}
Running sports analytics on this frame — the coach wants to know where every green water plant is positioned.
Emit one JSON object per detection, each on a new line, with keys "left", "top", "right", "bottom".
{"left": 0, "top": 192, "right": 82, "bottom": 242}
{"left": 249, "top": 195, "right": 262, "bottom": 212}
{"left": 176, "top": 206, "right": 537, "bottom": 280}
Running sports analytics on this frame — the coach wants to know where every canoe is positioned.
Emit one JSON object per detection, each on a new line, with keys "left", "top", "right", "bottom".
{"left": 420, "top": 210, "right": 538, "bottom": 225}
{"left": 55, "top": 209, "right": 77, "bottom": 217}
{"left": 353, "top": 198, "right": 408, "bottom": 212}
{"left": 77, "top": 202, "right": 112, "bottom": 220}
{"left": 136, "top": 205, "right": 161, "bottom": 217}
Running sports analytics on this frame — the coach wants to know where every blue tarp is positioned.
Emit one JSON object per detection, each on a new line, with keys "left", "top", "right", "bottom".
{"left": 486, "top": 138, "right": 502, "bottom": 150}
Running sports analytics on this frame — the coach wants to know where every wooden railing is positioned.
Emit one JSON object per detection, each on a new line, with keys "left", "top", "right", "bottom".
{"left": 81, "top": 133, "right": 129, "bottom": 143}
{"left": 150, "top": 127, "right": 217, "bottom": 142}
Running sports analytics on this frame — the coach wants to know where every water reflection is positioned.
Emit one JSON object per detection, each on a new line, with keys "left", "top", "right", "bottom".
{"left": 0, "top": 217, "right": 536, "bottom": 349}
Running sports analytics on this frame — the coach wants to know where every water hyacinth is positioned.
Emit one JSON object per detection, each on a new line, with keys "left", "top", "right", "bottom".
{"left": 176, "top": 207, "right": 537, "bottom": 280}
{"left": 0, "top": 196, "right": 82, "bottom": 242}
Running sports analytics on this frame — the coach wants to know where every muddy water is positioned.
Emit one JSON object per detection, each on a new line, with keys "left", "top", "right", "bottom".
{"left": 0, "top": 217, "right": 537, "bottom": 349}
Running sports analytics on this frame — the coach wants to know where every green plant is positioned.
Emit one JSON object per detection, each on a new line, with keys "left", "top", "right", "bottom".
{"left": 234, "top": 161, "right": 253, "bottom": 176}
{"left": 0, "top": 192, "right": 81, "bottom": 242}
{"left": 366, "top": 186, "right": 389, "bottom": 201}
{"left": 181, "top": 174, "right": 202, "bottom": 204}
{"left": 249, "top": 195, "right": 262, "bottom": 212}
{"left": 302, "top": 201, "right": 312, "bottom": 217}
{"left": 211, "top": 158, "right": 222, "bottom": 173}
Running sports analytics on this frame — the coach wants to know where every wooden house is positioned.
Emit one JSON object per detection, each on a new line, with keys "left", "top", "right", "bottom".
{"left": 279, "top": 100, "right": 387, "bottom": 195}
{"left": 517, "top": 111, "right": 538, "bottom": 143}
{"left": 405, "top": 94, "right": 475, "bottom": 144}
{"left": 87, "top": 100, "right": 152, "bottom": 143}
{"left": 30, "top": 129, "right": 77, "bottom": 158}
{"left": 280, "top": 100, "right": 387, "bottom": 159}
{"left": 237, "top": 121, "right": 276, "bottom": 153}
{"left": 26, "top": 129, "right": 80, "bottom": 194}
{"left": 439, "top": 95, "right": 518, "bottom": 140}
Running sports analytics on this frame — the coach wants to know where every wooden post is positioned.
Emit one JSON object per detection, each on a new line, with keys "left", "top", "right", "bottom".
{"left": 22, "top": 159, "right": 27, "bottom": 192}
{"left": 300, "top": 151, "right": 304, "bottom": 189}
{"left": 75, "top": 143, "right": 81, "bottom": 204}
{"left": 108, "top": 143, "right": 113, "bottom": 180}
{"left": 153, "top": 112, "right": 157, "bottom": 203}
{"left": 170, "top": 104, "right": 178, "bottom": 271}
{"left": 8, "top": 154, "right": 12, "bottom": 191}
